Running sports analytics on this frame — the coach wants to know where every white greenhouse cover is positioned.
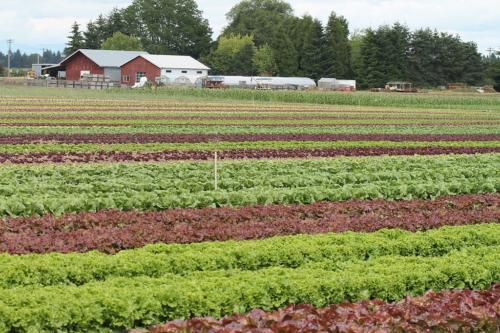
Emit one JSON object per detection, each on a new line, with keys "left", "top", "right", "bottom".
{"left": 218, "top": 76, "right": 316, "bottom": 88}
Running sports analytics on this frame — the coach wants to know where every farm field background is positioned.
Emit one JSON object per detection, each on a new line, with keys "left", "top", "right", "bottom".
{"left": 0, "top": 86, "right": 498, "bottom": 332}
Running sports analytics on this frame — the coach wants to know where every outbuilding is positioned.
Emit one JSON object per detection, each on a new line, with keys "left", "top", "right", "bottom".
{"left": 214, "top": 76, "right": 316, "bottom": 90}
{"left": 56, "top": 49, "right": 148, "bottom": 81}
{"left": 318, "top": 78, "right": 356, "bottom": 91}
{"left": 120, "top": 54, "right": 210, "bottom": 86}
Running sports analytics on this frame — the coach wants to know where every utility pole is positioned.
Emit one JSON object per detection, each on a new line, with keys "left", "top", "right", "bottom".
{"left": 7, "top": 39, "right": 13, "bottom": 77}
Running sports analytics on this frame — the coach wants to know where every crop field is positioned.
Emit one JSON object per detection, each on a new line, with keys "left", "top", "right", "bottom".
{"left": 0, "top": 89, "right": 498, "bottom": 332}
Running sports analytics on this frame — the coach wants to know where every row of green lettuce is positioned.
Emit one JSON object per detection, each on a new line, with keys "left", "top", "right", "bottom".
{"left": 0, "top": 245, "right": 498, "bottom": 332}
{"left": 2, "top": 118, "right": 497, "bottom": 126}
{"left": 1, "top": 140, "right": 499, "bottom": 154}
{"left": 1, "top": 224, "right": 497, "bottom": 289}
{"left": 1, "top": 125, "right": 499, "bottom": 136}
{"left": 0, "top": 154, "right": 498, "bottom": 217}
{"left": 1, "top": 111, "right": 499, "bottom": 119}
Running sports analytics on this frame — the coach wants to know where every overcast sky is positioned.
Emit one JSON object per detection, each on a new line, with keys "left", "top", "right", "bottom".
{"left": 1, "top": 0, "right": 499, "bottom": 55}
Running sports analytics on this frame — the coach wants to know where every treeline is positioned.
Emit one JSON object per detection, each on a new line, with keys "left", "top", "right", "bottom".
{"left": 61, "top": 0, "right": 498, "bottom": 89}
{"left": 0, "top": 49, "right": 63, "bottom": 70}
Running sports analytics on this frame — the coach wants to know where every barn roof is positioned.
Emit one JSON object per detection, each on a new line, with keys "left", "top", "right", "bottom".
{"left": 62, "top": 49, "right": 148, "bottom": 68}
{"left": 139, "top": 54, "right": 210, "bottom": 70}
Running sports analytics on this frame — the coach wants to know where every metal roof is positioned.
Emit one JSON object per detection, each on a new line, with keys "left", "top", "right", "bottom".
{"left": 62, "top": 49, "right": 148, "bottom": 68}
{"left": 216, "top": 76, "right": 316, "bottom": 88}
{"left": 141, "top": 54, "right": 210, "bottom": 70}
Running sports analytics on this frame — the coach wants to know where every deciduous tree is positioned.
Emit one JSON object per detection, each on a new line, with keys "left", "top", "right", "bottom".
{"left": 101, "top": 32, "right": 144, "bottom": 51}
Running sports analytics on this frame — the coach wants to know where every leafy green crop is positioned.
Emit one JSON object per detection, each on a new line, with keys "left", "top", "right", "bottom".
{"left": 1, "top": 125, "right": 499, "bottom": 136}
{"left": 0, "top": 140, "right": 498, "bottom": 154}
{"left": 0, "top": 154, "right": 497, "bottom": 217}
{"left": 0, "top": 224, "right": 497, "bottom": 289}
{"left": 0, "top": 246, "right": 497, "bottom": 332}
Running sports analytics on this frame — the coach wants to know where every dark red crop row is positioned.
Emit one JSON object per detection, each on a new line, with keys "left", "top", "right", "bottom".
{"left": 1, "top": 147, "right": 499, "bottom": 164}
{"left": 2, "top": 133, "right": 499, "bottom": 144}
{"left": 2, "top": 194, "right": 498, "bottom": 254}
{"left": 150, "top": 283, "right": 500, "bottom": 333}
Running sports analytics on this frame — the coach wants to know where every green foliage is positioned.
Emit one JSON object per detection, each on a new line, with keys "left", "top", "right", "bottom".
{"left": 64, "top": 22, "right": 85, "bottom": 55}
{"left": 0, "top": 139, "right": 498, "bottom": 154}
{"left": 2, "top": 124, "right": 499, "bottom": 136}
{"left": 323, "top": 12, "right": 351, "bottom": 79}
{"left": 358, "top": 24, "right": 410, "bottom": 89}
{"left": 484, "top": 54, "right": 500, "bottom": 91}
{"left": 292, "top": 16, "right": 324, "bottom": 80}
{"left": 0, "top": 154, "right": 497, "bottom": 217}
{"left": 355, "top": 24, "right": 485, "bottom": 89}
{"left": 224, "top": 0, "right": 294, "bottom": 46}
{"left": 0, "top": 245, "right": 498, "bottom": 331}
{"left": 206, "top": 35, "right": 256, "bottom": 75}
{"left": 408, "top": 29, "right": 484, "bottom": 87}
{"left": 101, "top": 32, "right": 144, "bottom": 51}
{"left": 126, "top": 0, "right": 212, "bottom": 58}
{"left": 253, "top": 44, "right": 277, "bottom": 75}
{"left": 224, "top": 0, "right": 298, "bottom": 76}
{"left": 0, "top": 224, "right": 497, "bottom": 288}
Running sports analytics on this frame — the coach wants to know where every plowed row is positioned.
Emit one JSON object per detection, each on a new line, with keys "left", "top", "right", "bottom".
{"left": 2, "top": 194, "right": 497, "bottom": 254}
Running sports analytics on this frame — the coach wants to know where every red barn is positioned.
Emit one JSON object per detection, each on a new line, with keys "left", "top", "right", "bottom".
{"left": 55, "top": 49, "right": 148, "bottom": 81}
{"left": 120, "top": 56, "right": 161, "bottom": 85}
{"left": 121, "top": 54, "right": 210, "bottom": 86}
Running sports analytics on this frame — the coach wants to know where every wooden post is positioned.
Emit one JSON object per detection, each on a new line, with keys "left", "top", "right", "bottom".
{"left": 214, "top": 151, "right": 218, "bottom": 191}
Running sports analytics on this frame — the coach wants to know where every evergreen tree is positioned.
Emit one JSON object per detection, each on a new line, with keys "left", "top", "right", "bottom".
{"left": 83, "top": 21, "right": 101, "bottom": 49}
{"left": 323, "top": 12, "right": 351, "bottom": 78}
{"left": 95, "top": 15, "right": 109, "bottom": 45}
{"left": 484, "top": 52, "right": 500, "bottom": 91}
{"left": 376, "top": 23, "right": 410, "bottom": 82}
{"left": 408, "top": 29, "right": 483, "bottom": 87}
{"left": 358, "top": 28, "right": 385, "bottom": 88}
{"left": 461, "top": 42, "right": 484, "bottom": 85}
{"left": 105, "top": 8, "right": 127, "bottom": 38}
{"left": 64, "top": 22, "right": 84, "bottom": 55}
{"left": 292, "top": 16, "right": 323, "bottom": 80}
{"left": 407, "top": 28, "right": 437, "bottom": 86}
{"left": 271, "top": 23, "right": 298, "bottom": 76}
{"left": 350, "top": 31, "right": 365, "bottom": 81}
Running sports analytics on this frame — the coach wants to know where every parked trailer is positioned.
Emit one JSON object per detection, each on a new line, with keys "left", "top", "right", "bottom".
{"left": 385, "top": 81, "right": 417, "bottom": 93}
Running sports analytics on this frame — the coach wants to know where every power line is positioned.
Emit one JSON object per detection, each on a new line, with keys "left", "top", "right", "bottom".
{"left": 7, "top": 39, "right": 13, "bottom": 77}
